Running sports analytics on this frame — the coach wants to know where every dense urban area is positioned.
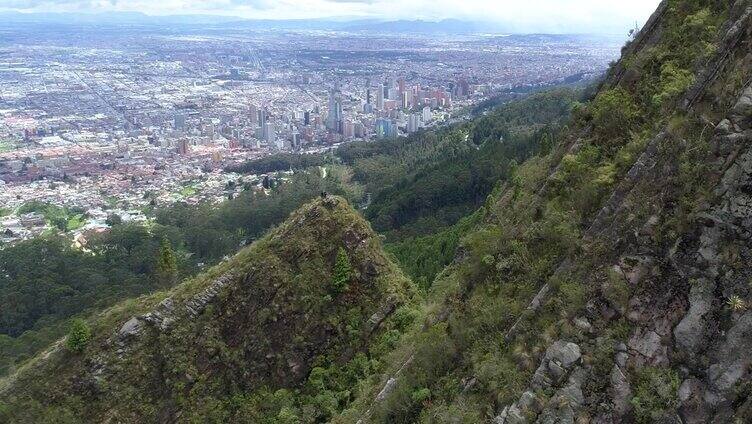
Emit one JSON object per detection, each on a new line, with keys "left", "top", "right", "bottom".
{"left": 0, "top": 21, "right": 621, "bottom": 244}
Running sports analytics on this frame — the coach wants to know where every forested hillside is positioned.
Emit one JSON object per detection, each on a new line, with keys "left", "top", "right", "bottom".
{"left": 0, "top": 88, "right": 578, "bottom": 378}
{"left": 0, "top": 196, "right": 415, "bottom": 422}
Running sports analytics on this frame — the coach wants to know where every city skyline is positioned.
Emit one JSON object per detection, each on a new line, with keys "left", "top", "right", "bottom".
{"left": 0, "top": 0, "right": 661, "bottom": 34}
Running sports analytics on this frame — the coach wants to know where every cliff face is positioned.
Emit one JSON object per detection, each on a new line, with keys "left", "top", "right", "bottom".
{"left": 500, "top": 1, "right": 752, "bottom": 421}
{"left": 347, "top": 1, "right": 752, "bottom": 423}
{"left": 0, "top": 196, "right": 414, "bottom": 422}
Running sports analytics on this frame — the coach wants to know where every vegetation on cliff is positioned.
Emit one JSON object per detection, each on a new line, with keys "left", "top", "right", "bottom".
{"left": 3, "top": 1, "right": 751, "bottom": 422}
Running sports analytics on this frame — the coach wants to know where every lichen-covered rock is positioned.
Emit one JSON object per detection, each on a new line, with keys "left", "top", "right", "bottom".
{"left": 531, "top": 341, "right": 581, "bottom": 389}
{"left": 673, "top": 278, "right": 714, "bottom": 358}
{"left": 628, "top": 329, "right": 666, "bottom": 365}
{"left": 118, "top": 317, "right": 142, "bottom": 340}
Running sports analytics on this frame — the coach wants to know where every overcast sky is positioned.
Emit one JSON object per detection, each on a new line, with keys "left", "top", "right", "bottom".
{"left": 0, "top": 0, "right": 662, "bottom": 33}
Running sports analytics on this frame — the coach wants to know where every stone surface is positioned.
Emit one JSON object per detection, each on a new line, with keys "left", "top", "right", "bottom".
{"left": 673, "top": 279, "right": 714, "bottom": 358}
{"left": 498, "top": 342, "right": 582, "bottom": 424}
{"left": 546, "top": 341, "right": 582, "bottom": 369}
{"left": 628, "top": 329, "right": 665, "bottom": 364}
{"left": 678, "top": 378, "right": 710, "bottom": 424}
{"left": 706, "top": 311, "right": 752, "bottom": 392}
{"left": 118, "top": 317, "right": 142, "bottom": 339}
{"left": 610, "top": 365, "right": 632, "bottom": 416}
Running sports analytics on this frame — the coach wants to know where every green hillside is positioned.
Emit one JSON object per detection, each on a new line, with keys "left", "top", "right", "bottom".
{"left": 3, "top": 0, "right": 752, "bottom": 422}
{"left": 0, "top": 196, "right": 415, "bottom": 422}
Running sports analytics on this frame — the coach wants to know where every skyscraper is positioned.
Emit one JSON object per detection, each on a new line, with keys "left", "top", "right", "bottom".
{"left": 291, "top": 131, "right": 301, "bottom": 151}
{"left": 376, "top": 118, "right": 396, "bottom": 139}
{"left": 422, "top": 106, "right": 432, "bottom": 123}
{"left": 263, "top": 122, "right": 276, "bottom": 146}
{"left": 258, "top": 108, "right": 268, "bottom": 129}
{"left": 407, "top": 114, "right": 420, "bottom": 133}
{"left": 375, "top": 88, "right": 384, "bottom": 110}
{"left": 326, "top": 86, "right": 344, "bottom": 134}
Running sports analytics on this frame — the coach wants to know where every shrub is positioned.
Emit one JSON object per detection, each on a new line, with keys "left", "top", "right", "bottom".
{"left": 331, "top": 247, "right": 353, "bottom": 294}
{"left": 630, "top": 366, "right": 680, "bottom": 423}
{"left": 65, "top": 319, "right": 91, "bottom": 353}
{"left": 590, "top": 88, "right": 640, "bottom": 147}
{"left": 411, "top": 388, "right": 431, "bottom": 403}
{"left": 651, "top": 62, "right": 695, "bottom": 108}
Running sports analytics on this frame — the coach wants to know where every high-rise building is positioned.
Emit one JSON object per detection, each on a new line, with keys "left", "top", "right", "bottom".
{"left": 375, "top": 88, "right": 384, "bottom": 110}
{"left": 177, "top": 139, "right": 189, "bottom": 155}
{"left": 343, "top": 121, "right": 355, "bottom": 138}
{"left": 422, "top": 106, "right": 432, "bottom": 123}
{"left": 401, "top": 91, "right": 413, "bottom": 109}
{"left": 258, "top": 108, "right": 268, "bottom": 129}
{"left": 291, "top": 131, "right": 301, "bottom": 151}
{"left": 326, "top": 87, "right": 344, "bottom": 133}
{"left": 263, "top": 122, "right": 276, "bottom": 146}
{"left": 407, "top": 114, "right": 420, "bottom": 133}
{"left": 375, "top": 118, "right": 396, "bottom": 139}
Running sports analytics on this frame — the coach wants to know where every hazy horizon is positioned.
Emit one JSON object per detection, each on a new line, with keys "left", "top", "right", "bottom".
{"left": 0, "top": 0, "right": 661, "bottom": 34}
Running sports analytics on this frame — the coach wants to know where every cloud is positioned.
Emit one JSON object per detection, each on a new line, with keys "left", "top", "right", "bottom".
{"left": 0, "top": 0, "right": 661, "bottom": 33}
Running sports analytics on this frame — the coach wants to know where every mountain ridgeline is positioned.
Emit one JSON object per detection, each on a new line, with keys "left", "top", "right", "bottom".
{"left": 0, "top": 196, "right": 414, "bottom": 421}
{"left": 2, "top": 0, "right": 752, "bottom": 422}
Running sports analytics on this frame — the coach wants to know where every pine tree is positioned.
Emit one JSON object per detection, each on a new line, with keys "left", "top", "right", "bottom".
{"left": 66, "top": 319, "right": 91, "bottom": 353}
{"left": 156, "top": 237, "right": 178, "bottom": 287}
{"left": 331, "top": 247, "right": 353, "bottom": 294}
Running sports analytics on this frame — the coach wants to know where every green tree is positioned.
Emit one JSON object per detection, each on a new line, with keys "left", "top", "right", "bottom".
{"left": 156, "top": 238, "right": 178, "bottom": 287}
{"left": 332, "top": 247, "right": 353, "bottom": 294}
{"left": 105, "top": 213, "right": 123, "bottom": 227}
{"left": 65, "top": 319, "right": 91, "bottom": 353}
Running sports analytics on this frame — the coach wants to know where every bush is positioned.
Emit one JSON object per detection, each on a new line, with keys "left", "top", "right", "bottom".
{"left": 630, "top": 366, "right": 680, "bottom": 423}
{"left": 331, "top": 247, "right": 353, "bottom": 294}
{"left": 590, "top": 88, "right": 640, "bottom": 147}
{"left": 65, "top": 319, "right": 91, "bottom": 353}
{"left": 651, "top": 62, "right": 695, "bottom": 108}
{"left": 411, "top": 388, "right": 431, "bottom": 403}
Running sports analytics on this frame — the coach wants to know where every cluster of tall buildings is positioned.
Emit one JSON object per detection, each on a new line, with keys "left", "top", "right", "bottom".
{"left": 320, "top": 76, "right": 451, "bottom": 142}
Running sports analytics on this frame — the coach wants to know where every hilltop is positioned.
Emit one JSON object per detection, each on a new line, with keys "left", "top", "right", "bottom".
{"left": 0, "top": 196, "right": 414, "bottom": 422}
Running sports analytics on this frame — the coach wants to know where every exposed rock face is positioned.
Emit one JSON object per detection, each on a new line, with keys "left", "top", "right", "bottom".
{"left": 494, "top": 3, "right": 752, "bottom": 423}
{"left": 530, "top": 341, "right": 582, "bottom": 390}
{"left": 495, "top": 341, "right": 584, "bottom": 424}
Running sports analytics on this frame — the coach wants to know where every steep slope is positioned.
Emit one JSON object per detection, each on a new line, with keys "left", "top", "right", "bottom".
{"left": 338, "top": 0, "right": 752, "bottom": 422}
{"left": 0, "top": 196, "right": 414, "bottom": 422}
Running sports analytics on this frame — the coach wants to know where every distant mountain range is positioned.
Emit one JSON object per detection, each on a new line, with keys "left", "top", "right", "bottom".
{"left": 0, "top": 11, "right": 508, "bottom": 34}
{"left": 0, "top": 11, "right": 240, "bottom": 25}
